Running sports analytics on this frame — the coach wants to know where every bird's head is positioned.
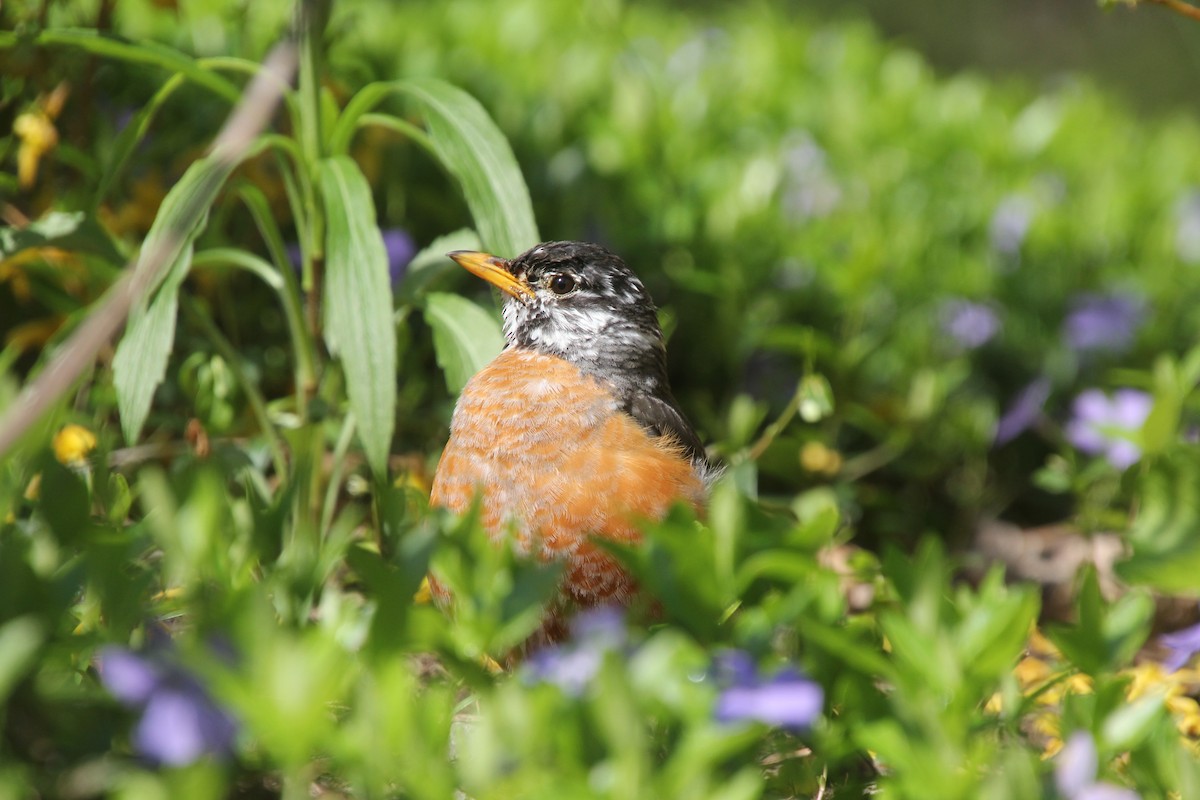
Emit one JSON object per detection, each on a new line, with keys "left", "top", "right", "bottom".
{"left": 448, "top": 241, "right": 667, "bottom": 381}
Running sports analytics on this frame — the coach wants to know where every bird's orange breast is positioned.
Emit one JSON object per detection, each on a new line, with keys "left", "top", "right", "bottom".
{"left": 430, "top": 347, "right": 705, "bottom": 607}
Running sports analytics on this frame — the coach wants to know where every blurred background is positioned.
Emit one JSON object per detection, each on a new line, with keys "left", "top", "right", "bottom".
{"left": 812, "top": 0, "right": 1199, "bottom": 114}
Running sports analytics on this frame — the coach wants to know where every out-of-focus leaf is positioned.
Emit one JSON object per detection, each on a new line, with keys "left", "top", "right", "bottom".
{"left": 1117, "top": 449, "right": 1200, "bottom": 594}
{"left": 331, "top": 78, "right": 538, "bottom": 256}
{"left": 1047, "top": 568, "right": 1154, "bottom": 674}
{"left": 423, "top": 292, "right": 504, "bottom": 394}
{"left": 0, "top": 210, "right": 124, "bottom": 263}
{"left": 0, "top": 29, "right": 241, "bottom": 103}
{"left": 319, "top": 156, "right": 397, "bottom": 478}
{"left": 0, "top": 616, "right": 44, "bottom": 702}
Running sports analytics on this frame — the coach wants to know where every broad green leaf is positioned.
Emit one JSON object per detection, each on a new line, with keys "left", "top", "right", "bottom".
{"left": 318, "top": 156, "right": 397, "bottom": 478}
{"left": 0, "top": 616, "right": 44, "bottom": 703}
{"left": 113, "top": 152, "right": 241, "bottom": 443}
{"left": 423, "top": 292, "right": 504, "bottom": 394}
{"left": 332, "top": 78, "right": 539, "bottom": 256}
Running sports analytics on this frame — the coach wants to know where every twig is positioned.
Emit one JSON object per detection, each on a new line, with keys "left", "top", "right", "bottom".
{"left": 1146, "top": 0, "right": 1200, "bottom": 22}
{"left": 0, "top": 43, "right": 297, "bottom": 462}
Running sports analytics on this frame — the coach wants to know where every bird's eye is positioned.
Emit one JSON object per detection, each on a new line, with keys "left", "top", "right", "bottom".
{"left": 548, "top": 273, "right": 577, "bottom": 295}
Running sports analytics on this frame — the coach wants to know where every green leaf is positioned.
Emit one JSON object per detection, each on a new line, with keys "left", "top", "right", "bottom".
{"left": 0, "top": 616, "right": 44, "bottom": 703}
{"left": 1117, "top": 449, "right": 1200, "bottom": 594}
{"left": 423, "top": 292, "right": 504, "bottom": 394}
{"left": 0, "top": 29, "right": 241, "bottom": 104}
{"left": 332, "top": 78, "right": 539, "bottom": 256}
{"left": 1047, "top": 568, "right": 1154, "bottom": 674}
{"left": 112, "top": 253, "right": 191, "bottom": 444}
{"left": 0, "top": 210, "right": 124, "bottom": 264}
{"left": 318, "top": 156, "right": 397, "bottom": 478}
{"left": 113, "top": 151, "right": 243, "bottom": 443}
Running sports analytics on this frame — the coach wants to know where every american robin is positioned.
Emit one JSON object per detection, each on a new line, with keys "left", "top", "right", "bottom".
{"left": 430, "top": 241, "right": 714, "bottom": 641}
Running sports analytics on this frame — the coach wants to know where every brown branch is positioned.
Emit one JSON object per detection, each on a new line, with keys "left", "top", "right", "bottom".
{"left": 1146, "top": 0, "right": 1200, "bottom": 22}
{"left": 0, "top": 43, "right": 298, "bottom": 462}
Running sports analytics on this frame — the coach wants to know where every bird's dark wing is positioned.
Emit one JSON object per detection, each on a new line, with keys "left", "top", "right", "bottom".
{"left": 627, "top": 391, "right": 707, "bottom": 466}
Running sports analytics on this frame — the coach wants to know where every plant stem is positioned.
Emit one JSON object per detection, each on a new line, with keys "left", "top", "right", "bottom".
{"left": 320, "top": 412, "right": 357, "bottom": 536}
{"left": 237, "top": 185, "right": 319, "bottom": 418}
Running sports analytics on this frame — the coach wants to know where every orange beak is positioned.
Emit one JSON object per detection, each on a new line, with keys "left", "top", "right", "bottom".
{"left": 447, "top": 250, "right": 535, "bottom": 301}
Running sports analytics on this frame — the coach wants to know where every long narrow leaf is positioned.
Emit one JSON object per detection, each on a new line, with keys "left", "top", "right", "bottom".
{"left": 319, "top": 156, "right": 397, "bottom": 478}
{"left": 331, "top": 78, "right": 539, "bottom": 257}
{"left": 423, "top": 292, "right": 504, "bottom": 394}
{"left": 0, "top": 29, "right": 241, "bottom": 103}
{"left": 112, "top": 154, "right": 238, "bottom": 443}
{"left": 112, "top": 249, "right": 192, "bottom": 443}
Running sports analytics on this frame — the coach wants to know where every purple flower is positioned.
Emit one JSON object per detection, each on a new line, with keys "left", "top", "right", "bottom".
{"left": 1064, "top": 389, "right": 1152, "bottom": 469}
{"left": 524, "top": 607, "right": 627, "bottom": 696}
{"left": 995, "top": 377, "right": 1052, "bottom": 445}
{"left": 989, "top": 195, "right": 1035, "bottom": 255}
{"left": 1159, "top": 620, "right": 1200, "bottom": 672}
{"left": 1055, "top": 732, "right": 1140, "bottom": 800}
{"left": 98, "top": 645, "right": 237, "bottom": 766}
{"left": 940, "top": 299, "right": 1001, "bottom": 350}
{"left": 285, "top": 227, "right": 415, "bottom": 287}
{"left": 381, "top": 228, "right": 416, "bottom": 286}
{"left": 712, "top": 651, "right": 823, "bottom": 732}
{"left": 1063, "top": 293, "right": 1144, "bottom": 354}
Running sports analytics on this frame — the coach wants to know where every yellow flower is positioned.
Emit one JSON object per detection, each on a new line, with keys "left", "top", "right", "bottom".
{"left": 800, "top": 441, "right": 843, "bottom": 475}
{"left": 1125, "top": 662, "right": 1172, "bottom": 702}
{"left": 1167, "top": 695, "right": 1200, "bottom": 738}
{"left": 53, "top": 424, "right": 97, "bottom": 466}
{"left": 12, "top": 82, "right": 69, "bottom": 189}
{"left": 413, "top": 576, "right": 432, "bottom": 605}
{"left": 1014, "top": 656, "right": 1052, "bottom": 691}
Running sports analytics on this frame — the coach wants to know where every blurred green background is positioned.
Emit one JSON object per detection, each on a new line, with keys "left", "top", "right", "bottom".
{"left": 813, "top": 0, "right": 1200, "bottom": 114}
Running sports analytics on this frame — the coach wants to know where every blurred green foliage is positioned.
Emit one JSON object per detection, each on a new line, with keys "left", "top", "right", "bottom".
{"left": 1, "top": 0, "right": 1200, "bottom": 797}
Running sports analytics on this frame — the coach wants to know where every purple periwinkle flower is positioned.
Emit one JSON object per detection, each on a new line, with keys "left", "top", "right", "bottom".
{"left": 1064, "top": 389, "right": 1152, "bottom": 470}
{"left": 1063, "top": 293, "right": 1144, "bottom": 354}
{"left": 524, "top": 607, "right": 627, "bottom": 696}
{"left": 989, "top": 195, "right": 1035, "bottom": 255}
{"left": 381, "top": 228, "right": 416, "bottom": 286}
{"left": 285, "top": 227, "right": 415, "bottom": 288}
{"left": 995, "top": 376, "right": 1052, "bottom": 445}
{"left": 940, "top": 299, "right": 1001, "bottom": 350}
{"left": 1159, "top": 620, "right": 1200, "bottom": 672}
{"left": 98, "top": 645, "right": 237, "bottom": 767}
{"left": 1055, "top": 732, "right": 1140, "bottom": 800}
{"left": 712, "top": 651, "right": 823, "bottom": 732}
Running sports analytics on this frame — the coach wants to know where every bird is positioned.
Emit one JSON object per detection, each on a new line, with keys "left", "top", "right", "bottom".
{"left": 429, "top": 241, "right": 714, "bottom": 642}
